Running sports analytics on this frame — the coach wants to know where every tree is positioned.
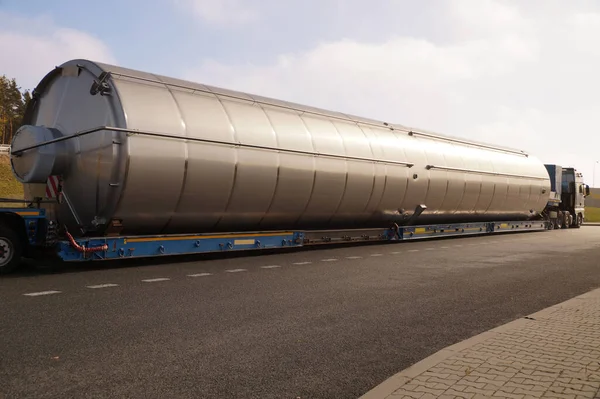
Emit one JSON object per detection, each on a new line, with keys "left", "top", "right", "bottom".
{"left": 0, "top": 75, "right": 31, "bottom": 144}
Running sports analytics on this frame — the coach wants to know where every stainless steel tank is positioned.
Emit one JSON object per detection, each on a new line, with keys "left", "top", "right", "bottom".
{"left": 10, "top": 59, "right": 551, "bottom": 236}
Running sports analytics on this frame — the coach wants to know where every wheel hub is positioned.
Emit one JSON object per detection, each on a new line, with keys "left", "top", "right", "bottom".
{"left": 0, "top": 238, "right": 12, "bottom": 266}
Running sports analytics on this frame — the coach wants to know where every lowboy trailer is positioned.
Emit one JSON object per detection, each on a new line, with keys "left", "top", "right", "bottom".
{"left": 0, "top": 59, "right": 589, "bottom": 274}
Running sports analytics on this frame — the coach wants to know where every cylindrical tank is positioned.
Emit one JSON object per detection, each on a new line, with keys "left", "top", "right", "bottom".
{"left": 11, "top": 59, "right": 551, "bottom": 237}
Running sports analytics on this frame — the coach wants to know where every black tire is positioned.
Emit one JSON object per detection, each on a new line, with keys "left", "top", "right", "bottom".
{"left": 0, "top": 225, "right": 23, "bottom": 275}
{"left": 575, "top": 214, "right": 583, "bottom": 228}
{"left": 562, "top": 211, "right": 570, "bottom": 229}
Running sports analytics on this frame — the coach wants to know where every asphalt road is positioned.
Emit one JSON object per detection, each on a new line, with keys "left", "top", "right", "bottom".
{"left": 2, "top": 227, "right": 600, "bottom": 399}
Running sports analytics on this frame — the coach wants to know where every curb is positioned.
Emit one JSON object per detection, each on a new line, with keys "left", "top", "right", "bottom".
{"left": 359, "top": 287, "right": 600, "bottom": 399}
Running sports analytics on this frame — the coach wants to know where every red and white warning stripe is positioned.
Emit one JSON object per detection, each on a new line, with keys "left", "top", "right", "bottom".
{"left": 46, "top": 175, "right": 61, "bottom": 199}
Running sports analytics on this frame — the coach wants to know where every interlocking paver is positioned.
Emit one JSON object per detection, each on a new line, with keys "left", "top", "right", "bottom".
{"left": 442, "top": 389, "right": 474, "bottom": 398}
{"left": 492, "top": 390, "right": 524, "bottom": 399}
{"left": 360, "top": 288, "right": 600, "bottom": 399}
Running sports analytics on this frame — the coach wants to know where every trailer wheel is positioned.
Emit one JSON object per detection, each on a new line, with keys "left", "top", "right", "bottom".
{"left": 0, "top": 225, "right": 23, "bottom": 275}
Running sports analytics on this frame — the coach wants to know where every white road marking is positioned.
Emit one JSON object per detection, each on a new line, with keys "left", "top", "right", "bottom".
{"left": 370, "top": 253, "right": 383, "bottom": 257}
{"left": 23, "top": 291, "right": 61, "bottom": 297}
{"left": 187, "top": 273, "right": 213, "bottom": 277}
{"left": 293, "top": 261, "right": 312, "bottom": 265}
{"left": 225, "top": 269, "right": 247, "bottom": 273}
{"left": 346, "top": 256, "right": 363, "bottom": 259}
{"left": 142, "top": 278, "right": 170, "bottom": 282}
{"left": 408, "top": 249, "right": 419, "bottom": 252}
{"left": 260, "top": 265, "right": 281, "bottom": 269}
{"left": 321, "top": 258, "right": 338, "bottom": 262}
{"left": 86, "top": 283, "right": 118, "bottom": 289}
{"left": 389, "top": 251, "right": 401, "bottom": 255}
{"left": 441, "top": 246, "right": 450, "bottom": 249}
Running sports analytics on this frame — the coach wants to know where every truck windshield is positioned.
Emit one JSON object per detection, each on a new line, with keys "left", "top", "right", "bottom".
{"left": 562, "top": 171, "right": 575, "bottom": 193}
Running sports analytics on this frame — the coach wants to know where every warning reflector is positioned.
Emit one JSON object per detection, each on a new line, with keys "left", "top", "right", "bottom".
{"left": 46, "top": 176, "right": 61, "bottom": 199}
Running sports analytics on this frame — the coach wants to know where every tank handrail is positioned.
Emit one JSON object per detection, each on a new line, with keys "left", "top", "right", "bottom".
{"left": 10, "top": 125, "right": 416, "bottom": 168}
{"left": 426, "top": 164, "right": 548, "bottom": 181}
{"left": 11, "top": 125, "right": 105, "bottom": 155}
{"left": 407, "top": 130, "right": 528, "bottom": 157}
{"left": 107, "top": 71, "right": 530, "bottom": 157}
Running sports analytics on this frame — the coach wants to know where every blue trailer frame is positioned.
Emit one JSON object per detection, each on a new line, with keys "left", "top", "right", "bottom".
{"left": 0, "top": 205, "right": 549, "bottom": 269}
{"left": 56, "top": 220, "right": 549, "bottom": 262}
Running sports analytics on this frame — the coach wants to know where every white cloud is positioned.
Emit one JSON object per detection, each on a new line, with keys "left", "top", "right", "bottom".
{"left": 184, "top": 34, "right": 540, "bottom": 146}
{"left": 565, "top": 11, "right": 600, "bottom": 57}
{"left": 0, "top": 12, "right": 116, "bottom": 91}
{"left": 173, "top": 0, "right": 259, "bottom": 25}
{"left": 448, "top": 0, "right": 530, "bottom": 38}
{"left": 183, "top": 1, "right": 600, "bottom": 186}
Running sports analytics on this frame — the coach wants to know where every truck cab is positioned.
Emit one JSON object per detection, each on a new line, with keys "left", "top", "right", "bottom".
{"left": 563, "top": 168, "right": 588, "bottom": 226}
{"left": 544, "top": 164, "right": 589, "bottom": 228}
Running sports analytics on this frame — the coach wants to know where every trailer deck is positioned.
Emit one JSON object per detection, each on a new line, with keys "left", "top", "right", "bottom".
{"left": 2, "top": 206, "right": 547, "bottom": 262}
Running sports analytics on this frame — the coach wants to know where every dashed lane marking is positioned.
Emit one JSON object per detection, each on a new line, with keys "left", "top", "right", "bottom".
{"left": 86, "top": 284, "right": 119, "bottom": 289}
{"left": 23, "top": 291, "right": 61, "bottom": 297}
{"left": 16, "top": 243, "right": 466, "bottom": 297}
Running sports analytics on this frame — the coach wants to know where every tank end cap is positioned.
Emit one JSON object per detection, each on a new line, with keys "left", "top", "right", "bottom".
{"left": 10, "top": 125, "right": 69, "bottom": 184}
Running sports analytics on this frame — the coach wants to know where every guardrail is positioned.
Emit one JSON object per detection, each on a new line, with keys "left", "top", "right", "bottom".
{"left": 0, "top": 145, "right": 10, "bottom": 154}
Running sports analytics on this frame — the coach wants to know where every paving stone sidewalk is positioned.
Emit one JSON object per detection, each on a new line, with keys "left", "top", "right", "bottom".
{"left": 361, "top": 288, "right": 600, "bottom": 399}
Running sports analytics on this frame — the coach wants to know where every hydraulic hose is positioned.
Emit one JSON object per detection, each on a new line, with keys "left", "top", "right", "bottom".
{"left": 65, "top": 230, "right": 108, "bottom": 253}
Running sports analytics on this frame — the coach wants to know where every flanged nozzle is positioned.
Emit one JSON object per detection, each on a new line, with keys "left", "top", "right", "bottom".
{"left": 10, "top": 125, "right": 72, "bottom": 184}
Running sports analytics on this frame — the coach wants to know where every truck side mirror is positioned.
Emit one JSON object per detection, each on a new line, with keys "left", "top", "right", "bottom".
{"left": 585, "top": 185, "right": 590, "bottom": 197}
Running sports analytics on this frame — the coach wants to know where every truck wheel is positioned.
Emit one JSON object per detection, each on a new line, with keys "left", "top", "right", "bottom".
{"left": 562, "top": 211, "right": 570, "bottom": 229}
{"left": 575, "top": 214, "right": 582, "bottom": 228}
{"left": 0, "top": 225, "right": 23, "bottom": 275}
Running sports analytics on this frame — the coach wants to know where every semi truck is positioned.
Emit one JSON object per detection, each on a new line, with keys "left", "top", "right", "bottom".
{"left": 543, "top": 165, "right": 588, "bottom": 229}
{"left": 0, "top": 59, "right": 590, "bottom": 274}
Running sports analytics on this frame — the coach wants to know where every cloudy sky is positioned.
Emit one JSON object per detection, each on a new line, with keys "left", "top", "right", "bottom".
{"left": 2, "top": 0, "right": 600, "bottom": 185}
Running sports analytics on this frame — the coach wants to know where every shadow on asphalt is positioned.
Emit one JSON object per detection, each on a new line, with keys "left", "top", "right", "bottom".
{"left": 2, "top": 229, "right": 559, "bottom": 278}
